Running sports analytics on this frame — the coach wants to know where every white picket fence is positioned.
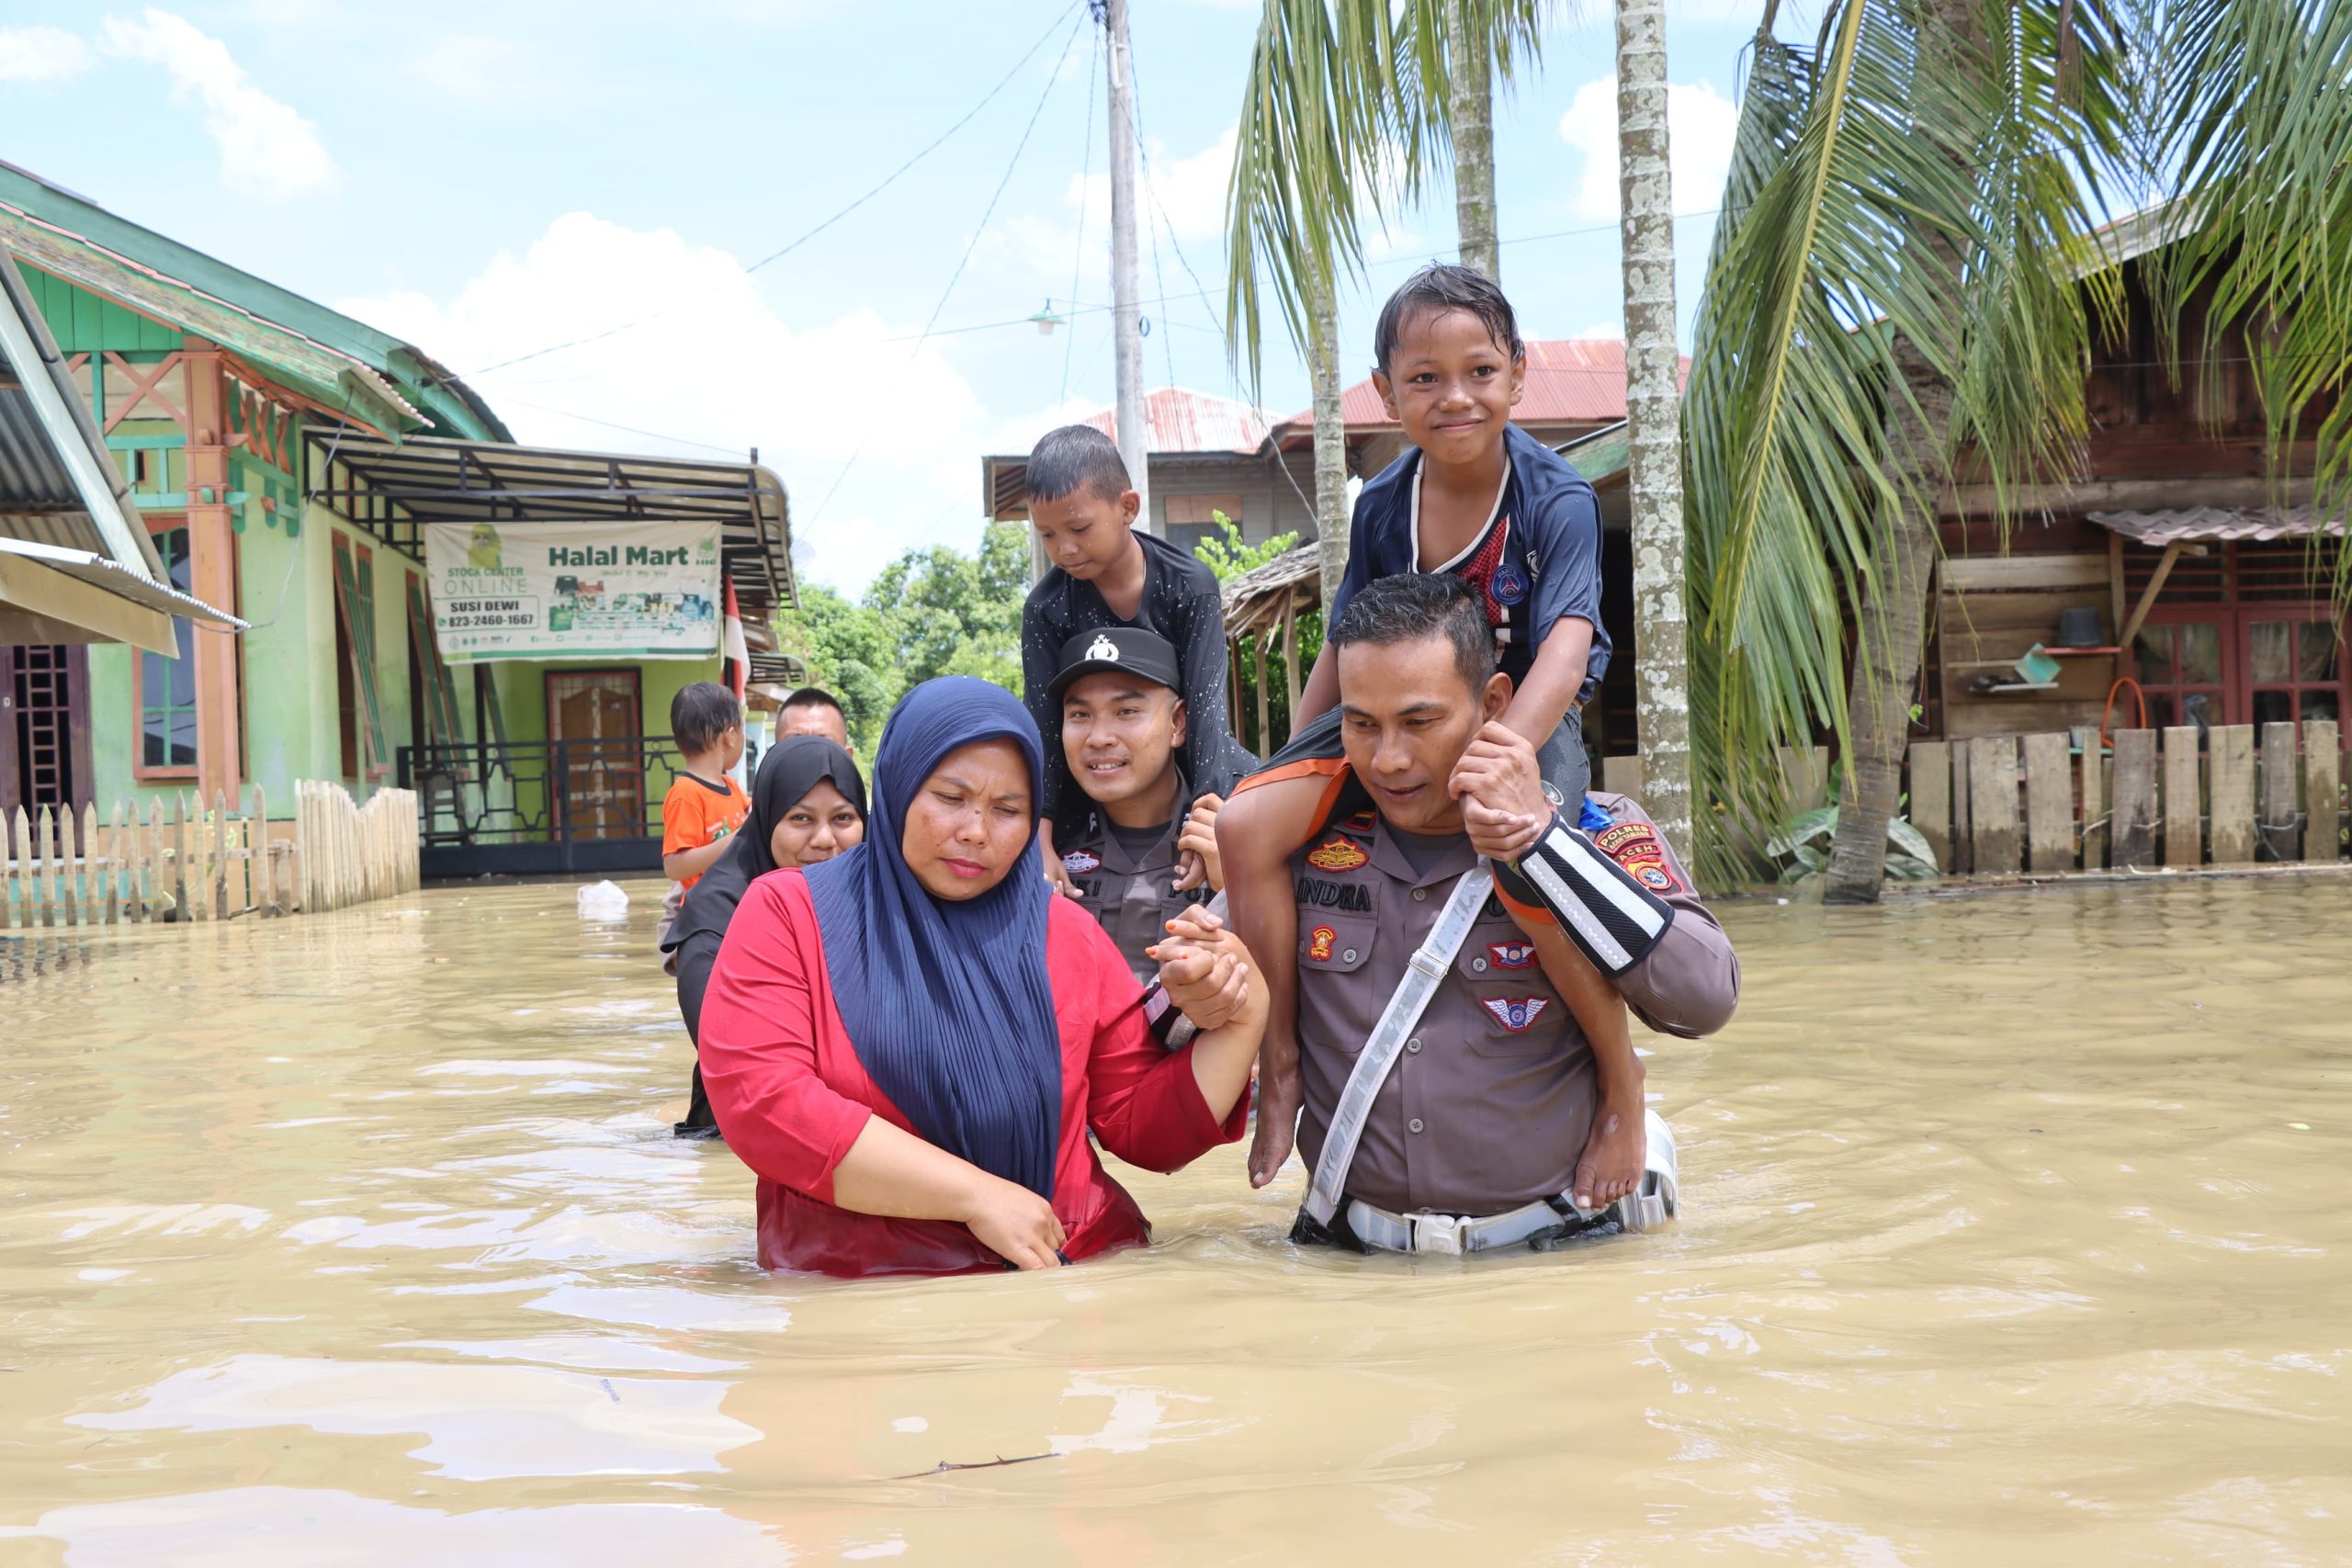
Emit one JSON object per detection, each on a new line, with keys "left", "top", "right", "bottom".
{"left": 1, "top": 781, "right": 419, "bottom": 929}
{"left": 295, "top": 781, "right": 421, "bottom": 913}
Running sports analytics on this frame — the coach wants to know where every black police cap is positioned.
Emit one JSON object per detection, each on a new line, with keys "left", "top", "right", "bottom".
{"left": 1048, "top": 626, "right": 1182, "bottom": 701}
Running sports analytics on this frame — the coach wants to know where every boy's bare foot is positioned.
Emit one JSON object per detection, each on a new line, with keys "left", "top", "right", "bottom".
{"left": 1572, "top": 1091, "right": 1647, "bottom": 1213}
{"left": 1249, "top": 1068, "right": 1302, "bottom": 1188}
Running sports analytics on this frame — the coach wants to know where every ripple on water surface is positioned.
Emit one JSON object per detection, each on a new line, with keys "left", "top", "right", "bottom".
{"left": 1, "top": 874, "right": 2347, "bottom": 1562}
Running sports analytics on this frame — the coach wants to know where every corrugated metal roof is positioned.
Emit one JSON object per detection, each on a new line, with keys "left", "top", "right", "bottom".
{"left": 2088, "top": 506, "right": 2347, "bottom": 547}
{"left": 0, "top": 243, "right": 161, "bottom": 575}
{"left": 0, "top": 537, "right": 242, "bottom": 625}
{"left": 1084, "top": 387, "right": 1272, "bottom": 455}
{"left": 1274, "top": 340, "right": 1690, "bottom": 436}
{"left": 0, "top": 160, "right": 506, "bottom": 441}
{"left": 0, "top": 392, "right": 80, "bottom": 513}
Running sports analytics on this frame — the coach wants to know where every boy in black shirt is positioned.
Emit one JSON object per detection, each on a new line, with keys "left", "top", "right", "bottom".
{"left": 1019, "top": 424, "right": 1257, "bottom": 888}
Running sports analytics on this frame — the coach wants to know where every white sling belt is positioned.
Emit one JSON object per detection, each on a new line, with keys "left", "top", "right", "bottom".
{"left": 1301, "top": 863, "right": 1495, "bottom": 1228}
{"left": 1298, "top": 861, "right": 1680, "bottom": 1252}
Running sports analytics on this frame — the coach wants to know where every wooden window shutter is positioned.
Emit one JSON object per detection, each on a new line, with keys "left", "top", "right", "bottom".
{"left": 404, "top": 576, "right": 464, "bottom": 749}
{"left": 331, "top": 534, "right": 392, "bottom": 777}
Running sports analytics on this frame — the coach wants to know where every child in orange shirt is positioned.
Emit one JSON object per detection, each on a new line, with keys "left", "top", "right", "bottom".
{"left": 658, "top": 682, "right": 750, "bottom": 967}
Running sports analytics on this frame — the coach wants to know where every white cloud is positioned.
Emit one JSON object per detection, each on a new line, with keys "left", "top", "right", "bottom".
{"left": 0, "top": 25, "right": 94, "bottom": 82}
{"left": 339, "top": 215, "right": 1068, "bottom": 592}
{"left": 404, "top": 33, "right": 557, "bottom": 108}
{"left": 1559, "top": 76, "right": 1738, "bottom": 225}
{"left": 99, "top": 7, "right": 337, "bottom": 199}
{"left": 1071, "top": 125, "right": 1237, "bottom": 243}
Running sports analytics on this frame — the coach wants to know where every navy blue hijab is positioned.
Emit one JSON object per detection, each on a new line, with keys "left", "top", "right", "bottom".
{"left": 801, "top": 678, "right": 1062, "bottom": 1197}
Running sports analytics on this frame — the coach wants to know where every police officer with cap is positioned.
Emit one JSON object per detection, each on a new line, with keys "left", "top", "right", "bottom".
{"left": 1047, "top": 626, "right": 1229, "bottom": 983}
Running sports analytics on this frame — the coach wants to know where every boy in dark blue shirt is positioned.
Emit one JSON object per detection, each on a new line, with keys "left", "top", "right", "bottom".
{"left": 1019, "top": 424, "right": 1258, "bottom": 891}
{"left": 1216, "top": 263, "right": 1619, "bottom": 1187}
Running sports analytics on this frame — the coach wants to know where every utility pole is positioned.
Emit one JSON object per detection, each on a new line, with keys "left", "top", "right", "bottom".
{"left": 1102, "top": 0, "right": 1151, "bottom": 532}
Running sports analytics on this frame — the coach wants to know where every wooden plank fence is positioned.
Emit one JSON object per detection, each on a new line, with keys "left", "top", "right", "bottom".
{"left": 1905, "top": 720, "right": 2347, "bottom": 878}
{"left": 2, "top": 787, "right": 294, "bottom": 929}
{"left": 1, "top": 781, "right": 420, "bottom": 930}
{"left": 295, "top": 781, "right": 420, "bottom": 913}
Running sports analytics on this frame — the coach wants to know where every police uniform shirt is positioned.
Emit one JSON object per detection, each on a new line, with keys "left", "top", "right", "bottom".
{"left": 1058, "top": 801, "right": 1213, "bottom": 986}
{"left": 1290, "top": 791, "right": 1737, "bottom": 1219}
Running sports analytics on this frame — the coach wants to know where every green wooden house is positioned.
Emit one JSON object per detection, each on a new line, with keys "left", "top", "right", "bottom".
{"left": 0, "top": 162, "right": 795, "bottom": 875}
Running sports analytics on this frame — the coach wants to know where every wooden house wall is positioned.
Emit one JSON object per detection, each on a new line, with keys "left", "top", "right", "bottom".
{"left": 1926, "top": 261, "right": 2343, "bottom": 743}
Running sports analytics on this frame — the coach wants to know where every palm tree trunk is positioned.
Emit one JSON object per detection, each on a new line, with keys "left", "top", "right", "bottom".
{"left": 1820, "top": 382, "right": 1945, "bottom": 902}
{"left": 1310, "top": 271, "right": 1351, "bottom": 605}
{"left": 1822, "top": 0, "right": 1976, "bottom": 904}
{"left": 1447, "top": 0, "right": 1499, "bottom": 279}
{"left": 1615, "top": 0, "right": 1691, "bottom": 862}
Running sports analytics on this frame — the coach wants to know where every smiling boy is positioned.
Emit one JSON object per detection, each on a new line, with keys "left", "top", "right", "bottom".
{"left": 1216, "top": 264, "right": 1615, "bottom": 1186}
{"left": 1019, "top": 425, "right": 1257, "bottom": 891}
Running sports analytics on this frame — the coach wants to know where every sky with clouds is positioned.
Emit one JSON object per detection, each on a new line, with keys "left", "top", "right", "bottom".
{"left": 0, "top": 0, "right": 1770, "bottom": 591}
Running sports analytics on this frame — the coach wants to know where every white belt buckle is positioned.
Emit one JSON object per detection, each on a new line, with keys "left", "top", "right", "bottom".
{"left": 1408, "top": 1212, "right": 1466, "bottom": 1256}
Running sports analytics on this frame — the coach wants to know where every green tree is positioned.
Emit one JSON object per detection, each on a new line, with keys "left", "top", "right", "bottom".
{"left": 1683, "top": 0, "right": 2352, "bottom": 894}
{"left": 774, "top": 583, "right": 897, "bottom": 752}
{"left": 1227, "top": 3, "right": 1551, "bottom": 614}
{"left": 1193, "top": 513, "right": 1300, "bottom": 584}
{"left": 775, "top": 521, "right": 1034, "bottom": 752}
{"left": 1227, "top": 0, "right": 1698, "bottom": 861}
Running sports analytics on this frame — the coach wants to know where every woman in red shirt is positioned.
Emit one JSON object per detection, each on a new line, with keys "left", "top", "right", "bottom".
{"left": 697, "top": 676, "right": 1263, "bottom": 1277}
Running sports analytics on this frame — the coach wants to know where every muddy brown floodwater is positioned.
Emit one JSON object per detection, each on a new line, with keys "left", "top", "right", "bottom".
{"left": 1, "top": 874, "right": 2347, "bottom": 1564}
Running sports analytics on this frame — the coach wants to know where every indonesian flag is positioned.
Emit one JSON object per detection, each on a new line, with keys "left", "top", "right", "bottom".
{"left": 719, "top": 578, "right": 749, "bottom": 702}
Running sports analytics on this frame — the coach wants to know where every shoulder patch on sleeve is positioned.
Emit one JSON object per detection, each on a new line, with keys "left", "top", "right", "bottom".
{"left": 1592, "top": 820, "right": 1682, "bottom": 895}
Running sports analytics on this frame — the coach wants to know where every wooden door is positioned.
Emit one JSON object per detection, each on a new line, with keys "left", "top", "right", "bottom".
{"left": 545, "top": 670, "right": 643, "bottom": 840}
{"left": 1, "top": 644, "right": 95, "bottom": 820}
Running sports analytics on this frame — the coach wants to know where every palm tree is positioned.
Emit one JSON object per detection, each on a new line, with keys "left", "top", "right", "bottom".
{"left": 1614, "top": 0, "right": 1694, "bottom": 862}
{"left": 1225, "top": 1, "right": 1547, "bottom": 606}
{"left": 1227, "top": 0, "right": 1704, "bottom": 852}
{"left": 1681, "top": 0, "right": 2352, "bottom": 895}
{"left": 1683, "top": 0, "right": 2126, "bottom": 888}
{"left": 1446, "top": 0, "right": 1502, "bottom": 281}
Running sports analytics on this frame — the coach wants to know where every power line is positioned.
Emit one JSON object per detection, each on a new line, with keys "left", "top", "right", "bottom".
{"left": 801, "top": 7, "right": 1088, "bottom": 531}
{"left": 448, "top": 0, "right": 1086, "bottom": 384}
{"left": 491, "top": 394, "right": 750, "bottom": 457}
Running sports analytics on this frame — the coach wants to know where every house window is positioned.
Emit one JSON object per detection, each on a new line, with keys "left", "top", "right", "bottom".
{"left": 137, "top": 525, "right": 199, "bottom": 773}
{"left": 1165, "top": 493, "right": 1243, "bottom": 561}
{"left": 2132, "top": 615, "right": 2229, "bottom": 740}
{"left": 2245, "top": 614, "right": 2345, "bottom": 729}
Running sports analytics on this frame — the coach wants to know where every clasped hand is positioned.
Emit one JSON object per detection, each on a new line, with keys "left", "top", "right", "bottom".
{"left": 1448, "top": 720, "right": 1552, "bottom": 861}
{"left": 1148, "top": 906, "right": 1259, "bottom": 1032}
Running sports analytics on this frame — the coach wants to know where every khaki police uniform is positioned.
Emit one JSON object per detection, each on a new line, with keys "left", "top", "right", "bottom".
{"left": 1059, "top": 793, "right": 1214, "bottom": 986}
{"left": 1291, "top": 791, "right": 1737, "bottom": 1220}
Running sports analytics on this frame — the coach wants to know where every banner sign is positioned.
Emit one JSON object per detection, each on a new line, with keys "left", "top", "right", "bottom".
{"left": 424, "top": 520, "right": 723, "bottom": 662}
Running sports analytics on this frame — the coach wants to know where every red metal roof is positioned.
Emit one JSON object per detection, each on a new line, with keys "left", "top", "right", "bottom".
{"left": 1274, "top": 339, "right": 1688, "bottom": 436}
{"left": 1084, "top": 387, "right": 1271, "bottom": 456}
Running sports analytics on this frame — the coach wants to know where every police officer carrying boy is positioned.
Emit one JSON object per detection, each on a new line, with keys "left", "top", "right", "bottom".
{"left": 1272, "top": 574, "right": 1738, "bottom": 1253}
{"left": 1047, "top": 626, "right": 1226, "bottom": 983}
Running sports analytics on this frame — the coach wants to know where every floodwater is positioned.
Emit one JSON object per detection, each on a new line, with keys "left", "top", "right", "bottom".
{"left": 2, "top": 873, "right": 2347, "bottom": 1566}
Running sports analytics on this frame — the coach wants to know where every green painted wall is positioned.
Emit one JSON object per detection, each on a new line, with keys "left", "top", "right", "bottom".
{"left": 28, "top": 246, "right": 731, "bottom": 847}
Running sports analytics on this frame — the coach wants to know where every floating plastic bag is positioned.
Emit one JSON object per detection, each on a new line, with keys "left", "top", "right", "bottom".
{"left": 576, "top": 880, "right": 630, "bottom": 922}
